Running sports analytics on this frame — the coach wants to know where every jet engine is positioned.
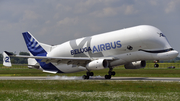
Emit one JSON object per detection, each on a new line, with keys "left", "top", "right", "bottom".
{"left": 86, "top": 59, "right": 109, "bottom": 70}
{"left": 124, "top": 60, "right": 146, "bottom": 69}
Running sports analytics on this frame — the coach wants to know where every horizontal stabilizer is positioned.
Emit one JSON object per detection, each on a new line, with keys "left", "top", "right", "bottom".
{"left": 43, "top": 70, "right": 58, "bottom": 74}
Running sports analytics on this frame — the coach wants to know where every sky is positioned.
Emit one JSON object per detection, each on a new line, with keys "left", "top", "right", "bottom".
{"left": 0, "top": 0, "right": 180, "bottom": 56}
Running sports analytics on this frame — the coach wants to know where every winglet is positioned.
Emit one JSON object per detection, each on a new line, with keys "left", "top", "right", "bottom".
{"left": 4, "top": 51, "right": 14, "bottom": 56}
{"left": 3, "top": 51, "right": 12, "bottom": 67}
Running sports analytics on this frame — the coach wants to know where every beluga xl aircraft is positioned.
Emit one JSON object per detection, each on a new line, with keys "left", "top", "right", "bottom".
{"left": 3, "top": 25, "right": 179, "bottom": 79}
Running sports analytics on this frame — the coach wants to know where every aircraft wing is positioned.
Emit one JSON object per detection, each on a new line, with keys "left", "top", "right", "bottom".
{"left": 4, "top": 51, "right": 115, "bottom": 67}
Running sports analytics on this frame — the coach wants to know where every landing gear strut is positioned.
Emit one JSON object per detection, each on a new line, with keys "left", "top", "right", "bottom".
{"left": 154, "top": 60, "right": 159, "bottom": 68}
{"left": 83, "top": 71, "right": 94, "bottom": 79}
{"left": 105, "top": 67, "right": 115, "bottom": 79}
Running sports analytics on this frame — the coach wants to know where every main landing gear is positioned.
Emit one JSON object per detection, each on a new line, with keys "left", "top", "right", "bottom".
{"left": 82, "top": 67, "right": 116, "bottom": 80}
{"left": 105, "top": 67, "right": 115, "bottom": 79}
{"left": 82, "top": 71, "right": 94, "bottom": 79}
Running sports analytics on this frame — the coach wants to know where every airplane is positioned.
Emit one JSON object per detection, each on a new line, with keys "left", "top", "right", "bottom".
{"left": 3, "top": 25, "right": 179, "bottom": 79}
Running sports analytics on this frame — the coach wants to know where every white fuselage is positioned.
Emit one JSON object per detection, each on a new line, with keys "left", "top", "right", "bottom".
{"left": 46, "top": 25, "right": 178, "bottom": 73}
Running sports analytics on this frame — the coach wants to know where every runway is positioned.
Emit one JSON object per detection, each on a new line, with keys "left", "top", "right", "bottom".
{"left": 0, "top": 76, "right": 180, "bottom": 81}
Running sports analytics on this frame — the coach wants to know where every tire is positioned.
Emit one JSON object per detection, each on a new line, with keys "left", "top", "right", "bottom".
{"left": 105, "top": 75, "right": 108, "bottom": 79}
{"left": 83, "top": 75, "right": 89, "bottom": 79}
{"left": 86, "top": 76, "right": 89, "bottom": 79}
{"left": 90, "top": 72, "right": 94, "bottom": 76}
{"left": 111, "top": 71, "right": 115, "bottom": 76}
{"left": 154, "top": 64, "right": 159, "bottom": 68}
{"left": 108, "top": 75, "right": 111, "bottom": 79}
{"left": 86, "top": 72, "right": 90, "bottom": 76}
{"left": 83, "top": 75, "right": 86, "bottom": 79}
{"left": 105, "top": 75, "right": 111, "bottom": 79}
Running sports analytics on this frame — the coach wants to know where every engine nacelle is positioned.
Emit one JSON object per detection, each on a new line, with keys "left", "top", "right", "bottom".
{"left": 86, "top": 59, "right": 108, "bottom": 70}
{"left": 124, "top": 60, "right": 146, "bottom": 69}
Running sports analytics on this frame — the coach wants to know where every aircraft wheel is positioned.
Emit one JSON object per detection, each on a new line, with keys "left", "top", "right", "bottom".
{"left": 83, "top": 75, "right": 86, "bottom": 79}
{"left": 111, "top": 71, "right": 116, "bottom": 76}
{"left": 90, "top": 72, "right": 94, "bottom": 76}
{"left": 108, "top": 71, "right": 115, "bottom": 76}
{"left": 105, "top": 75, "right": 111, "bottom": 79}
{"left": 86, "top": 72, "right": 90, "bottom": 76}
{"left": 154, "top": 64, "right": 159, "bottom": 68}
{"left": 83, "top": 75, "right": 89, "bottom": 79}
{"left": 86, "top": 75, "right": 89, "bottom": 79}
{"left": 105, "top": 75, "right": 108, "bottom": 79}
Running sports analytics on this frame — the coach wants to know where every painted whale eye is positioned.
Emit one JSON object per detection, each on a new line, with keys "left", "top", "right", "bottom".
{"left": 127, "top": 45, "right": 133, "bottom": 50}
{"left": 157, "top": 33, "right": 166, "bottom": 37}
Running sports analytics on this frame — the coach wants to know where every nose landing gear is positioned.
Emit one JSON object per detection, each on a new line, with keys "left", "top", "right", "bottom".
{"left": 154, "top": 64, "right": 159, "bottom": 68}
{"left": 154, "top": 60, "right": 159, "bottom": 68}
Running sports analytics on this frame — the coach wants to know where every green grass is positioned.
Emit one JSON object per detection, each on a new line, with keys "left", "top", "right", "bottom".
{"left": 0, "top": 63, "right": 180, "bottom": 100}
{"left": 0, "top": 80, "right": 180, "bottom": 100}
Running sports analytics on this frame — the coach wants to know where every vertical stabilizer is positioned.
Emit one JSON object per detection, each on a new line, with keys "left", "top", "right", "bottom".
{"left": 22, "top": 32, "right": 52, "bottom": 56}
{"left": 22, "top": 32, "right": 62, "bottom": 73}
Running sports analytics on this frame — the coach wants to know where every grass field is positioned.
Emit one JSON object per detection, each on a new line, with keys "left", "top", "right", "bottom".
{"left": 0, "top": 64, "right": 180, "bottom": 100}
{"left": 0, "top": 80, "right": 180, "bottom": 100}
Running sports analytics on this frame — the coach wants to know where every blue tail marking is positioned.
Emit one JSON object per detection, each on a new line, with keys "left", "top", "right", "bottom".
{"left": 22, "top": 32, "right": 46, "bottom": 56}
{"left": 22, "top": 32, "right": 63, "bottom": 73}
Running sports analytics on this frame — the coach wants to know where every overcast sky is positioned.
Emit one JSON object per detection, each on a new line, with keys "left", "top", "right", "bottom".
{"left": 0, "top": 0, "right": 180, "bottom": 56}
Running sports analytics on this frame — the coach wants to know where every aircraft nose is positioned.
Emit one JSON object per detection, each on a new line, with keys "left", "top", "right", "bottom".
{"left": 174, "top": 50, "right": 179, "bottom": 57}
{"left": 169, "top": 50, "right": 179, "bottom": 59}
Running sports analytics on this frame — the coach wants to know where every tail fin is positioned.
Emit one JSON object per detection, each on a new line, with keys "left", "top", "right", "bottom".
{"left": 22, "top": 32, "right": 52, "bottom": 56}
{"left": 22, "top": 32, "right": 61, "bottom": 73}
{"left": 3, "top": 51, "right": 12, "bottom": 67}
{"left": 22, "top": 32, "right": 62, "bottom": 73}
